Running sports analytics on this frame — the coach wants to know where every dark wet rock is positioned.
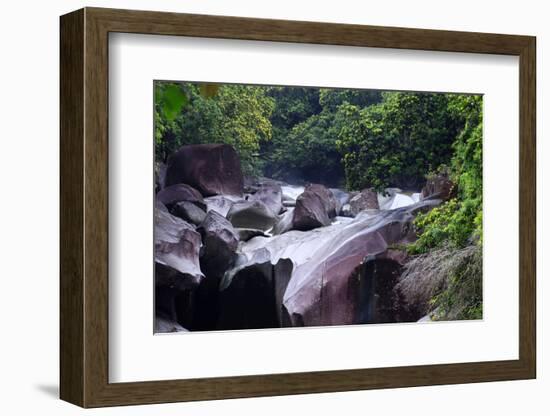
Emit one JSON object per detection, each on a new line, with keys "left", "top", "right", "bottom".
{"left": 227, "top": 200, "right": 278, "bottom": 231}
{"left": 355, "top": 254, "right": 405, "bottom": 324}
{"left": 171, "top": 201, "right": 206, "bottom": 226}
{"left": 244, "top": 200, "right": 440, "bottom": 328}
{"left": 292, "top": 184, "right": 337, "bottom": 231}
{"left": 191, "top": 211, "right": 240, "bottom": 330}
{"left": 248, "top": 183, "right": 283, "bottom": 216}
{"left": 348, "top": 188, "right": 379, "bottom": 216}
{"left": 421, "top": 171, "right": 455, "bottom": 201}
{"left": 155, "top": 313, "right": 188, "bottom": 333}
{"left": 157, "top": 183, "right": 206, "bottom": 211}
{"left": 282, "top": 201, "right": 441, "bottom": 327}
{"left": 218, "top": 249, "right": 294, "bottom": 330}
{"left": 154, "top": 208, "right": 204, "bottom": 290}
{"left": 155, "top": 286, "right": 196, "bottom": 329}
{"left": 197, "top": 211, "right": 239, "bottom": 277}
{"left": 165, "top": 144, "right": 244, "bottom": 196}
{"left": 236, "top": 228, "right": 269, "bottom": 242}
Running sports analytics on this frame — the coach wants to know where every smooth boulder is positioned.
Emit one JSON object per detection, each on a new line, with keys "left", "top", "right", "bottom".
{"left": 348, "top": 188, "right": 379, "bottom": 216}
{"left": 292, "top": 184, "right": 337, "bottom": 231}
{"left": 282, "top": 200, "right": 441, "bottom": 327}
{"left": 197, "top": 210, "right": 239, "bottom": 277}
{"left": 154, "top": 208, "right": 204, "bottom": 290}
{"left": 165, "top": 144, "right": 244, "bottom": 196}
{"left": 156, "top": 183, "right": 206, "bottom": 211}
{"left": 171, "top": 201, "right": 206, "bottom": 226}
{"left": 227, "top": 200, "right": 278, "bottom": 231}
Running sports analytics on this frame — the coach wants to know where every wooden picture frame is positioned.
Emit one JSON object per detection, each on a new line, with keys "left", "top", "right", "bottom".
{"left": 60, "top": 7, "right": 536, "bottom": 408}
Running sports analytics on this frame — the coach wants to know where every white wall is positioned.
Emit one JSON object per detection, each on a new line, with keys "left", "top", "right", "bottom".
{"left": 0, "top": 0, "right": 546, "bottom": 414}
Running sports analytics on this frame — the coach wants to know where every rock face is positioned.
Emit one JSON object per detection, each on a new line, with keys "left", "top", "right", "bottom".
{"left": 421, "top": 171, "right": 455, "bottom": 201}
{"left": 193, "top": 211, "right": 240, "bottom": 330}
{"left": 292, "top": 184, "right": 337, "bottom": 231}
{"left": 218, "top": 249, "right": 294, "bottom": 330}
{"left": 171, "top": 201, "right": 207, "bottom": 226}
{"left": 156, "top": 183, "right": 206, "bottom": 211}
{"left": 227, "top": 200, "right": 278, "bottom": 231}
{"left": 165, "top": 144, "right": 244, "bottom": 196}
{"left": 283, "top": 202, "right": 440, "bottom": 327}
{"left": 348, "top": 188, "right": 379, "bottom": 216}
{"left": 154, "top": 208, "right": 204, "bottom": 329}
{"left": 221, "top": 199, "right": 440, "bottom": 329}
{"left": 197, "top": 210, "right": 239, "bottom": 278}
{"left": 154, "top": 208, "right": 204, "bottom": 290}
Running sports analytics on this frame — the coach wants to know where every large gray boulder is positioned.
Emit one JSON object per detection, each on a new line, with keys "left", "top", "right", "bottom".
{"left": 171, "top": 201, "right": 207, "bottom": 226}
{"left": 282, "top": 200, "right": 440, "bottom": 327}
{"left": 348, "top": 188, "right": 379, "bottom": 216}
{"left": 218, "top": 249, "right": 294, "bottom": 330}
{"left": 165, "top": 144, "right": 244, "bottom": 196}
{"left": 154, "top": 208, "right": 204, "bottom": 290}
{"left": 221, "top": 199, "right": 440, "bottom": 329}
{"left": 197, "top": 210, "right": 239, "bottom": 278}
{"left": 227, "top": 200, "right": 278, "bottom": 231}
{"left": 192, "top": 211, "right": 239, "bottom": 330}
{"left": 156, "top": 183, "right": 206, "bottom": 211}
{"left": 292, "top": 184, "right": 337, "bottom": 231}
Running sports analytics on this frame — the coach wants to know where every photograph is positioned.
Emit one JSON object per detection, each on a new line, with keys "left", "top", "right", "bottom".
{"left": 153, "top": 81, "right": 483, "bottom": 333}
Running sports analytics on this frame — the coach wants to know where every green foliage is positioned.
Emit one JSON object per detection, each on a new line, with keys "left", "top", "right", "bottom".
{"left": 409, "top": 95, "right": 483, "bottom": 253}
{"left": 154, "top": 82, "right": 188, "bottom": 145}
{"left": 336, "top": 92, "right": 463, "bottom": 191}
{"left": 155, "top": 83, "right": 274, "bottom": 176}
{"left": 263, "top": 88, "right": 381, "bottom": 185}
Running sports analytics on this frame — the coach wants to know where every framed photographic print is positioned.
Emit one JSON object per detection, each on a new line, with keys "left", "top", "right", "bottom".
{"left": 60, "top": 7, "right": 536, "bottom": 408}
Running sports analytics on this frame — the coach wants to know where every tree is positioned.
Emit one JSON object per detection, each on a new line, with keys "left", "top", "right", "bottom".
{"left": 155, "top": 83, "right": 274, "bottom": 176}
{"left": 336, "top": 92, "right": 463, "bottom": 191}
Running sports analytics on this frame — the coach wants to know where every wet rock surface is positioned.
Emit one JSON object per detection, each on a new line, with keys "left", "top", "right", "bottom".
{"left": 165, "top": 144, "right": 244, "bottom": 196}
{"left": 171, "top": 201, "right": 207, "bottom": 226}
{"left": 348, "top": 188, "right": 379, "bottom": 216}
{"left": 154, "top": 144, "right": 445, "bottom": 333}
{"left": 154, "top": 208, "right": 204, "bottom": 290}
{"left": 156, "top": 183, "right": 206, "bottom": 211}
{"left": 227, "top": 200, "right": 278, "bottom": 231}
{"left": 292, "top": 184, "right": 337, "bottom": 231}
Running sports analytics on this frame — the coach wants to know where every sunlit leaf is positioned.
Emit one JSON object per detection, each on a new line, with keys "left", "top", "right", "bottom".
{"left": 162, "top": 84, "right": 188, "bottom": 121}
{"left": 199, "top": 83, "right": 220, "bottom": 98}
